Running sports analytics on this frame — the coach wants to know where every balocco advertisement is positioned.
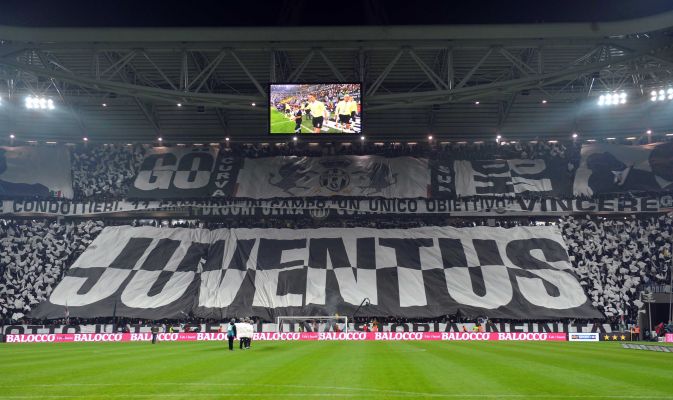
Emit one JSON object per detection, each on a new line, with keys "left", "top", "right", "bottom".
{"left": 4, "top": 332, "right": 567, "bottom": 343}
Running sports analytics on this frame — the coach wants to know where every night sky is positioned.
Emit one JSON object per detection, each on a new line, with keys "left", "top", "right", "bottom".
{"left": 0, "top": 0, "right": 672, "bottom": 27}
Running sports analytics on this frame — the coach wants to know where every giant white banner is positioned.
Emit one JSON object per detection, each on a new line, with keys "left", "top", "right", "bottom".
{"left": 31, "top": 225, "right": 602, "bottom": 320}
{"left": 234, "top": 156, "right": 429, "bottom": 198}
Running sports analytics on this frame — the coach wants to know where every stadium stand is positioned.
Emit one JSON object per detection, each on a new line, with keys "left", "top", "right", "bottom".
{"left": 72, "top": 144, "right": 146, "bottom": 200}
{"left": 1, "top": 213, "right": 671, "bottom": 325}
{"left": 0, "top": 220, "right": 104, "bottom": 322}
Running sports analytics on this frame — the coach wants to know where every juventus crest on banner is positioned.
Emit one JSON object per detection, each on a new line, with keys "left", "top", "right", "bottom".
{"left": 32, "top": 226, "right": 602, "bottom": 321}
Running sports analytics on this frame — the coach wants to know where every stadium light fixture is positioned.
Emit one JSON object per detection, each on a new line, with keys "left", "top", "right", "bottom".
{"left": 474, "top": 101, "right": 480, "bottom": 105}
{"left": 251, "top": 102, "right": 256, "bottom": 107}
{"left": 650, "top": 88, "right": 673, "bottom": 102}
{"left": 102, "top": 103, "right": 107, "bottom": 107}
{"left": 360, "top": 136, "right": 365, "bottom": 141}
{"left": 666, "top": 133, "right": 673, "bottom": 136}
{"left": 25, "top": 96, "right": 55, "bottom": 110}
{"left": 225, "top": 137, "right": 230, "bottom": 142}
{"left": 572, "top": 133, "right": 578, "bottom": 139}
{"left": 606, "top": 137, "right": 616, "bottom": 140}
{"left": 428, "top": 135, "right": 433, "bottom": 141}
{"left": 157, "top": 137, "right": 163, "bottom": 142}
{"left": 598, "top": 92, "right": 627, "bottom": 106}
{"left": 541, "top": 100, "right": 547, "bottom": 104}
{"left": 626, "top": 137, "right": 636, "bottom": 140}
{"left": 83, "top": 137, "right": 88, "bottom": 142}
{"left": 646, "top": 130, "right": 652, "bottom": 134}
{"left": 177, "top": 103, "right": 182, "bottom": 107}
{"left": 292, "top": 136, "right": 297, "bottom": 142}
{"left": 9, "top": 134, "right": 15, "bottom": 139}
{"left": 586, "top": 139, "right": 596, "bottom": 142}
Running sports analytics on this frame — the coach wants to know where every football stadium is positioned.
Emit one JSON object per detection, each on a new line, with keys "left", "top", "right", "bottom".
{"left": 1, "top": 1, "right": 673, "bottom": 399}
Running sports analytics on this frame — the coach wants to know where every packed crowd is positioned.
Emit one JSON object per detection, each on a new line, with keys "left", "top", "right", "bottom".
{"left": 1, "top": 214, "right": 671, "bottom": 325}
{"left": 0, "top": 219, "right": 105, "bottom": 323}
{"left": 559, "top": 215, "right": 672, "bottom": 320}
{"left": 71, "top": 144, "right": 145, "bottom": 200}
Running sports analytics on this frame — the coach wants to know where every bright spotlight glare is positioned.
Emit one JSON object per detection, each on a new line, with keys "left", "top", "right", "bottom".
{"left": 599, "top": 91, "right": 627, "bottom": 106}
{"left": 25, "top": 96, "right": 55, "bottom": 110}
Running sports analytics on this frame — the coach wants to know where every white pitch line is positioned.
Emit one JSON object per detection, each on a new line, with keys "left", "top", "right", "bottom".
{"left": 1, "top": 395, "right": 672, "bottom": 399}
{"left": 1, "top": 384, "right": 671, "bottom": 399}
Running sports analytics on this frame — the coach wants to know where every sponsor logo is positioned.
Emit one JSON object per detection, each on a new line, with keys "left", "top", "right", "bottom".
{"left": 441, "top": 332, "right": 490, "bottom": 341}
{"left": 569, "top": 333, "right": 599, "bottom": 342}
{"left": 374, "top": 332, "right": 423, "bottom": 341}
{"left": 6, "top": 334, "right": 57, "bottom": 343}
{"left": 253, "top": 332, "right": 301, "bottom": 341}
{"left": 73, "top": 334, "right": 123, "bottom": 342}
{"left": 318, "top": 332, "right": 367, "bottom": 341}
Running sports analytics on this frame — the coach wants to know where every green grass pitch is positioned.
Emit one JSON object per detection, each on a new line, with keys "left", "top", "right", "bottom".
{"left": 1, "top": 341, "right": 672, "bottom": 399}
{"left": 269, "top": 108, "right": 348, "bottom": 134}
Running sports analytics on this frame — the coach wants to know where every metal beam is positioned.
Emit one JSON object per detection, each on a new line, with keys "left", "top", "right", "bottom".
{"left": 100, "top": 50, "right": 137, "bottom": 80}
{"left": 408, "top": 48, "right": 448, "bottom": 90}
{"left": 35, "top": 51, "right": 87, "bottom": 135}
{"left": 455, "top": 47, "right": 494, "bottom": 89}
{"left": 189, "top": 50, "right": 226, "bottom": 92}
{"left": 102, "top": 52, "right": 161, "bottom": 134}
{"left": 317, "top": 49, "right": 346, "bottom": 82}
{"left": 179, "top": 51, "right": 188, "bottom": 91}
{"left": 141, "top": 51, "right": 178, "bottom": 90}
{"left": 287, "top": 50, "right": 315, "bottom": 82}
{"left": 0, "top": 57, "right": 262, "bottom": 108}
{"left": 367, "top": 45, "right": 660, "bottom": 109}
{"left": 446, "top": 48, "right": 454, "bottom": 89}
{"left": 499, "top": 48, "right": 537, "bottom": 76}
{"left": 230, "top": 50, "right": 267, "bottom": 97}
{"left": 189, "top": 50, "right": 229, "bottom": 132}
{"left": 366, "top": 48, "right": 403, "bottom": 96}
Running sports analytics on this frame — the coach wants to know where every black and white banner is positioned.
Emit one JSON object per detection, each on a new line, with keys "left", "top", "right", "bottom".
{"left": 2, "top": 195, "right": 669, "bottom": 218}
{"left": 574, "top": 143, "right": 673, "bottom": 196}
{"left": 32, "top": 225, "right": 602, "bottom": 320}
{"left": 1, "top": 321, "right": 623, "bottom": 335}
{"left": 128, "top": 147, "right": 242, "bottom": 199}
{"left": 431, "top": 158, "right": 572, "bottom": 198}
{"left": 235, "top": 156, "right": 429, "bottom": 198}
{"left": 0, "top": 146, "right": 73, "bottom": 198}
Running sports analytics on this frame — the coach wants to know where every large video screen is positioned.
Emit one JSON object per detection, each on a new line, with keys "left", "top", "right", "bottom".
{"left": 269, "top": 83, "right": 362, "bottom": 135}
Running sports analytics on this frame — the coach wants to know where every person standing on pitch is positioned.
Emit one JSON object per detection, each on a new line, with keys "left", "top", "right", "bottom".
{"left": 292, "top": 104, "right": 303, "bottom": 134}
{"left": 307, "top": 94, "right": 326, "bottom": 133}
{"left": 150, "top": 324, "right": 159, "bottom": 344}
{"left": 227, "top": 319, "right": 237, "bottom": 351}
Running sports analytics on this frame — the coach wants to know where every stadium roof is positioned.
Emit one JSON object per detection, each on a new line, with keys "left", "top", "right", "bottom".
{"left": 0, "top": 8, "right": 672, "bottom": 143}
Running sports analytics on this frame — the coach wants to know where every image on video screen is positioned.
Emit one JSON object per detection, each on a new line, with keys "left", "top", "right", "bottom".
{"left": 269, "top": 83, "right": 362, "bottom": 135}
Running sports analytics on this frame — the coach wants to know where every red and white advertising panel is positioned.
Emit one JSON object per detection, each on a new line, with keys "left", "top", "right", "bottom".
{"left": 5, "top": 331, "right": 567, "bottom": 343}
